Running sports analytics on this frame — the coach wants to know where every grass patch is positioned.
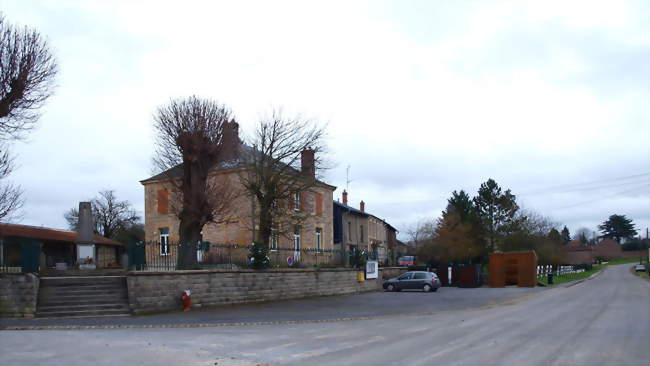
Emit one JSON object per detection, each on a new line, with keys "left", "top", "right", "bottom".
{"left": 603, "top": 257, "right": 645, "bottom": 265}
{"left": 629, "top": 265, "right": 650, "bottom": 282}
{"left": 537, "top": 265, "right": 604, "bottom": 286}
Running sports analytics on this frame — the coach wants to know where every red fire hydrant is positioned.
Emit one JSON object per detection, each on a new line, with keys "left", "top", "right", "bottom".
{"left": 181, "top": 289, "right": 192, "bottom": 311}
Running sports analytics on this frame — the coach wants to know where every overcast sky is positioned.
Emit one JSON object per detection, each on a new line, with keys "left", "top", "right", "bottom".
{"left": 3, "top": 0, "right": 649, "bottom": 240}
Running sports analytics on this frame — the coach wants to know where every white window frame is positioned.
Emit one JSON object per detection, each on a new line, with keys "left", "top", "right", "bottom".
{"left": 159, "top": 228, "right": 170, "bottom": 256}
{"left": 293, "top": 191, "right": 300, "bottom": 211}
{"left": 270, "top": 227, "right": 278, "bottom": 251}
{"left": 315, "top": 228, "right": 322, "bottom": 252}
{"left": 293, "top": 225, "right": 301, "bottom": 261}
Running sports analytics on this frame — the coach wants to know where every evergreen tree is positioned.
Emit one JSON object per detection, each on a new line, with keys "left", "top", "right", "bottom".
{"left": 249, "top": 241, "right": 270, "bottom": 269}
{"left": 473, "top": 179, "right": 519, "bottom": 252}
{"left": 560, "top": 226, "right": 571, "bottom": 244}
{"left": 548, "top": 228, "right": 562, "bottom": 243}
{"left": 442, "top": 190, "right": 475, "bottom": 223}
{"left": 598, "top": 214, "right": 638, "bottom": 243}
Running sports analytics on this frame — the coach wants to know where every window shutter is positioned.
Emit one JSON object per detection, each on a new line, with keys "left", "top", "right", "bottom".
{"left": 315, "top": 192, "right": 323, "bottom": 216}
{"left": 157, "top": 189, "right": 169, "bottom": 214}
{"left": 300, "top": 191, "right": 308, "bottom": 211}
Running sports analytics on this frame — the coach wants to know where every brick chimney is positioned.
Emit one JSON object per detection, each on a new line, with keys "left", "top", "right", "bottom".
{"left": 221, "top": 120, "right": 240, "bottom": 162}
{"left": 301, "top": 148, "right": 315, "bottom": 178}
{"left": 360, "top": 200, "right": 365, "bottom": 212}
{"left": 342, "top": 190, "right": 348, "bottom": 206}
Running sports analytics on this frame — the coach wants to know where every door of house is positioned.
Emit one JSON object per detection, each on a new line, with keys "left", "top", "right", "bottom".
{"left": 20, "top": 239, "right": 40, "bottom": 273}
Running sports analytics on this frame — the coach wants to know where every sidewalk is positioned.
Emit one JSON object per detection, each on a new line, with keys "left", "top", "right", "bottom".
{"left": 0, "top": 286, "right": 549, "bottom": 330}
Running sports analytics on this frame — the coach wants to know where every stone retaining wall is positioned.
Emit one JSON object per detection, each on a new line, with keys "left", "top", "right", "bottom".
{"left": 127, "top": 268, "right": 379, "bottom": 314}
{"left": 0, "top": 274, "right": 39, "bottom": 318}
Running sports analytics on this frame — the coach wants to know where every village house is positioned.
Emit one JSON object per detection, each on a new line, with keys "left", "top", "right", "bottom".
{"left": 332, "top": 190, "right": 398, "bottom": 266}
{"left": 140, "top": 121, "right": 336, "bottom": 266}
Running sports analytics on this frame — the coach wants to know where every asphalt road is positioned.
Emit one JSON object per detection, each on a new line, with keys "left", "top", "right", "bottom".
{"left": 1, "top": 264, "right": 648, "bottom": 366}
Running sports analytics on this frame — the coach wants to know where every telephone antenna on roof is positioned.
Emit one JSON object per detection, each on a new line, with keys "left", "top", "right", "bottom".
{"left": 346, "top": 165, "right": 353, "bottom": 193}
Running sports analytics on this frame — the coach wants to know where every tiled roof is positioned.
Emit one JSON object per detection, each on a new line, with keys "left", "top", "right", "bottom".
{"left": 334, "top": 201, "right": 397, "bottom": 232}
{"left": 141, "top": 143, "right": 335, "bottom": 189}
{"left": 0, "top": 223, "right": 123, "bottom": 246}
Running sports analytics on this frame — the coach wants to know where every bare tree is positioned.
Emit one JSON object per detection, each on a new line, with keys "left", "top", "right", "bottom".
{"left": 152, "top": 96, "right": 236, "bottom": 269}
{"left": 0, "top": 14, "right": 58, "bottom": 138}
{"left": 241, "top": 110, "right": 327, "bottom": 248}
{"left": 0, "top": 14, "right": 57, "bottom": 221}
{"left": 64, "top": 190, "right": 140, "bottom": 239}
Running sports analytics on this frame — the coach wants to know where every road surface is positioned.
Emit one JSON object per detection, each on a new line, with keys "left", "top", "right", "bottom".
{"left": 1, "top": 264, "right": 648, "bottom": 366}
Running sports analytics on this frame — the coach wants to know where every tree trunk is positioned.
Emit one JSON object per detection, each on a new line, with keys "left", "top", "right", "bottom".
{"left": 178, "top": 218, "right": 202, "bottom": 269}
{"left": 257, "top": 205, "right": 272, "bottom": 248}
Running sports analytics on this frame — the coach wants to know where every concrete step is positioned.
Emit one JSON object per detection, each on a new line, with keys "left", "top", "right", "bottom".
{"left": 35, "top": 308, "right": 131, "bottom": 318}
{"left": 37, "top": 303, "right": 130, "bottom": 313}
{"left": 40, "top": 276, "right": 126, "bottom": 287}
{"left": 38, "top": 295, "right": 128, "bottom": 307}
{"left": 36, "top": 276, "right": 130, "bottom": 318}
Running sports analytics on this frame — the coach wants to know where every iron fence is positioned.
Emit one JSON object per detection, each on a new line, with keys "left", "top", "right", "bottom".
{"left": 127, "top": 241, "right": 380, "bottom": 271}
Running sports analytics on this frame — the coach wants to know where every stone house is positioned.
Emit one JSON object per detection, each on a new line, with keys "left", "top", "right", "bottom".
{"left": 332, "top": 190, "right": 397, "bottom": 266}
{"left": 140, "top": 121, "right": 336, "bottom": 266}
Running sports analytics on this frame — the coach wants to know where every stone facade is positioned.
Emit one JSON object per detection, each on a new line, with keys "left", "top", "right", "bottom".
{"left": 127, "top": 268, "right": 379, "bottom": 314}
{"left": 0, "top": 274, "right": 39, "bottom": 317}
{"left": 142, "top": 169, "right": 335, "bottom": 266}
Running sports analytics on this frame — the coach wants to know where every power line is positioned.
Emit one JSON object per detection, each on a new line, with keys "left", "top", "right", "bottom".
{"left": 521, "top": 172, "right": 650, "bottom": 195}
{"left": 555, "top": 182, "right": 650, "bottom": 209}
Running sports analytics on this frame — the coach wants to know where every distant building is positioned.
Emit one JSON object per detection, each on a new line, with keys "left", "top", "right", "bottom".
{"left": 332, "top": 190, "right": 397, "bottom": 266}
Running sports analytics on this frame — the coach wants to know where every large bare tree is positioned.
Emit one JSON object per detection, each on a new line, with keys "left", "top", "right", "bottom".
{"left": 241, "top": 110, "right": 327, "bottom": 248}
{"left": 153, "top": 96, "right": 235, "bottom": 269}
{"left": 0, "top": 14, "right": 57, "bottom": 221}
{"left": 64, "top": 190, "right": 140, "bottom": 240}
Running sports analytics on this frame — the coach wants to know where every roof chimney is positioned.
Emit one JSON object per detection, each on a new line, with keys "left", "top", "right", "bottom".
{"left": 221, "top": 120, "right": 240, "bottom": 162}
{"left": 76, "top": 202, "right": 95, "bottom": 245}
{"left": 301, "top": 148, "right": 315, "bottom": 178}
{"left": 360, "top": 200, "right": 365, "bottom": 212}
{"left": 342, "top": 190, "right": 348, "bottom": 206}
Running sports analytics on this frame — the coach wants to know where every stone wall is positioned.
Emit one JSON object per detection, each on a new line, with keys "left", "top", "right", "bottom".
{"left": 0, "top": 273, "right": 39, "bottom": 318}
{"left": 127, "top": 268, "right": 379, "bottom": 314}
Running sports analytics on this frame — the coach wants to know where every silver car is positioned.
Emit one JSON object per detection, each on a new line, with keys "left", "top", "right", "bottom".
{"left": 383, "top": 271, "right": 441, "bottom": 292}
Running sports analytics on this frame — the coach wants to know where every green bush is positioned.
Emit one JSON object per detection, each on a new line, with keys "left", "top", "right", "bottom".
{"left": 248, "top": 242, "right": 271, "bottom": 269}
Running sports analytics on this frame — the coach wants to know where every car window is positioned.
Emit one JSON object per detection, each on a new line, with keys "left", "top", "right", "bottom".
{"left": 398, "top": 273, "right": 412, "bottom": 280}
{"left": 413, "top": 273, "right": 427, "bottom": 280}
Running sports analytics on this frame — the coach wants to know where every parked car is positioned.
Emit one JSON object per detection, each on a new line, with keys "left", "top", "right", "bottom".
{"left": 634, "top": 264, "right": 646, "bottom": 272}
{"left": 397, "top": 256, "right": 415, "bottom": 266}
{"left": 383, "top": 271, "right": 441, "bottom": 292}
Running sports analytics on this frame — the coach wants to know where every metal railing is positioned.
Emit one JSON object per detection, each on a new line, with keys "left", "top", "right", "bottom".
{"left": 127, "top": 241, "right": 380, "bottom": 271}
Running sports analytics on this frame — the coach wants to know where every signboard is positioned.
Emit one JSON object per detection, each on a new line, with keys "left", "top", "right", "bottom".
{"left": 366, "top": 261, "right": 378, "bottom": 279}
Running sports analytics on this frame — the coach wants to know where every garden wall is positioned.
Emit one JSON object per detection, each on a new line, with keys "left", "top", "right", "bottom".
{"left": 127, "top": 268, "right": 380, "bottom": 314}
{"left": 0, "top": 273, "right": 39, "bottom": 317}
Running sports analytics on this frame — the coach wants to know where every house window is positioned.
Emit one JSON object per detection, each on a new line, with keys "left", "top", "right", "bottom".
{"left": 315, "top": 228, "right": 322, "bottom": 252}
{"left": 159, "top": 227, "right": 170, "bottom": 256}
{"left": 360, "top": 225, "right": 364, "bottom": 243}
{"left": 294, "top": 225, "right": 301, "bottom": 251}
{"left": 348, "top": 222, "right": 352, "bottom": 242}
{"left": 270, "top": 226, "right": 278, "bottom": 251}
{"left": 293, "top": 191, "right": 301, "bottom": 211}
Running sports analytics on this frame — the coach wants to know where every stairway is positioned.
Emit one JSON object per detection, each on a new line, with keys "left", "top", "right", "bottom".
{"left": 36, "top": 276, "right": 131, "bottom": 318}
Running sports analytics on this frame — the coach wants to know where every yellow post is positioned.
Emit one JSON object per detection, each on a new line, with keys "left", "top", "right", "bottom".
{"left": 357, "top": 271, "right": 365, "bottom": 282}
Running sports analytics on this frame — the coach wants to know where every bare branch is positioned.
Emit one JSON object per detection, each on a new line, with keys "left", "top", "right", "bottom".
{"left": 0, "top": 13, "right": 58, "bottom": 140}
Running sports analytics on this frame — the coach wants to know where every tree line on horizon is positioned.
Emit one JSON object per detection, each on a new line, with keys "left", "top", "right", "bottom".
{"left": 407, "top": 179, "right": 646, "bottom": 266}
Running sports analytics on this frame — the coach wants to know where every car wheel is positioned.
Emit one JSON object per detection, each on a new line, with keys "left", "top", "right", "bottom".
{"left": 423, "top": 284, "right": 432, "bottom": 292}
{"left": 386, "top": 284, "right": 395, "bottom": 292}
